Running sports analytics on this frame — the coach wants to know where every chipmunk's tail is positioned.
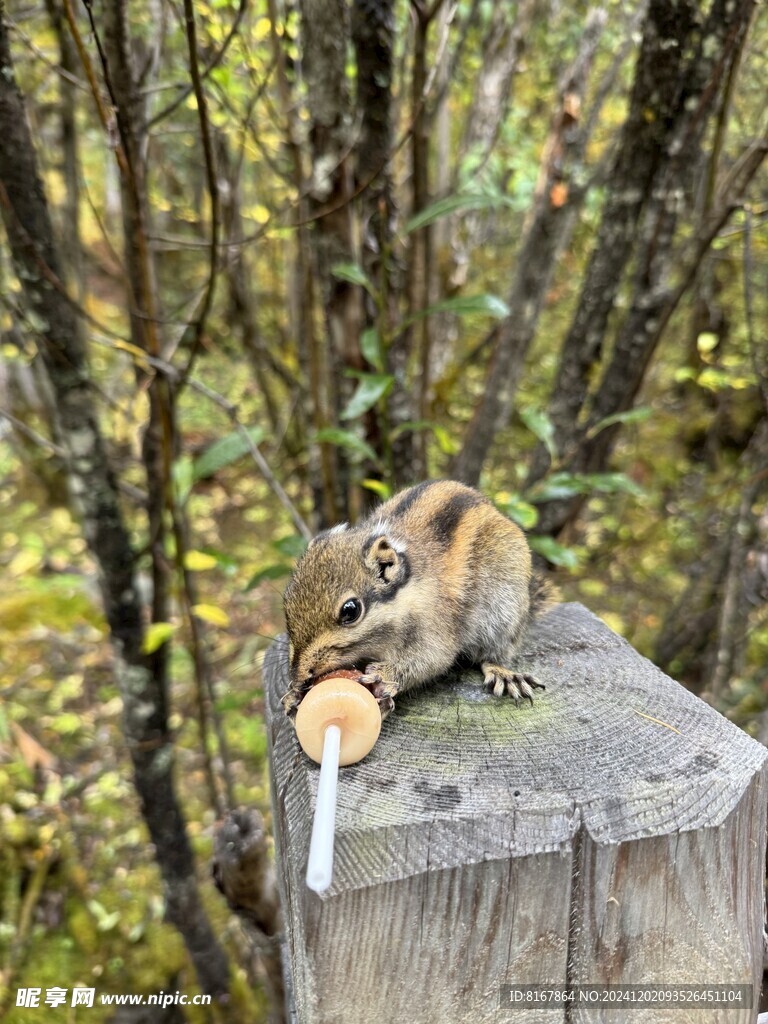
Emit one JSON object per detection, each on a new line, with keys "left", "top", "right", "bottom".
{"left": 529, "top": 572, "right": 559, "bottom": 618}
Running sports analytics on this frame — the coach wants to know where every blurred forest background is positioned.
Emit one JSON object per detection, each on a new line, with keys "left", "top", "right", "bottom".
{"left": 0, "top": 0, "right": 766, "bottom": 1018}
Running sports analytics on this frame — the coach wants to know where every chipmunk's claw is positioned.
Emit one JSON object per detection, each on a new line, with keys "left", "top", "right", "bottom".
{"left": 281, "top": 682, "right": 311, "bottom": 720}
{"left": 360, "top": 663, "right": 399, "bottom": 719}
{"left": 482, "top": 664, "right": 545, "bottom": 706}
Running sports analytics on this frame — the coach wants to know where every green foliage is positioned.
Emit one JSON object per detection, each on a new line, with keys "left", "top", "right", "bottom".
{"left": 528, "top": 535, "right": 582, "bottom": 569}
{"left": 331, "top": 262, "right": 377, "bottom": 295}
{"left": 527, "top": 471, "right": 644, "bottom": 503}
{"left": 400, "top": 292, "right": 510, "bottom": 329}
{"left": 498, "top": 496, "right": 539, "bottom": 530}
{"left": 245, "top": 563, "right": 294, "bottom": 590}
{"left": 519, "top": 407, "right": 557, "bottom": 459}
{"left": 404, "top": 192, "right": 515, "bottom": 233}
{"left": 360, "top": 327, "right": 384, "bottom": 371}
{"left": 191, "top": 426, "right": 267, "bottom": 481}
{"left": 341, "top": 371, "right": 394, "bottom": 420}
{"left": 314, "top": 427, "right": 380, "bottom": 464}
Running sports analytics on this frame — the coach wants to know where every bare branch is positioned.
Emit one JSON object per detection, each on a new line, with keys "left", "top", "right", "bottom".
{"left": 177, "top": 0, "right": 221, "bottom": 385}
{"left": 147, "top": 0, "right": 248, "bottom": 128}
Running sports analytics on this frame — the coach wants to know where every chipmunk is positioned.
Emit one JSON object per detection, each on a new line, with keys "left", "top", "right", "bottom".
{"left": 281, "top": 480, "right": 557, "bottom": 720}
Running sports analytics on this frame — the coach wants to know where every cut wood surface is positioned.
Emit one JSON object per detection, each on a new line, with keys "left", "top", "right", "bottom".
{"left": 265, "top": 603, "right": 767, "bottom": 1023}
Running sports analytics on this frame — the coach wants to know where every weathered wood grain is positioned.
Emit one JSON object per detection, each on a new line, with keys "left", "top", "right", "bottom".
{"left": 264, "top": 603, "right": 767, "bottom": 1023}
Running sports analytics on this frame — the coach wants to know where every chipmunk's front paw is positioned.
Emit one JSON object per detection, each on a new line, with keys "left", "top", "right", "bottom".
{"left": 481, "top": 662, "right": 545, "bottom": 706}
{"left": 359, "top": 662, "right": 399, "bottom": 719}
{"left": 281, "top": 684, "right": 307, "bottom": 720}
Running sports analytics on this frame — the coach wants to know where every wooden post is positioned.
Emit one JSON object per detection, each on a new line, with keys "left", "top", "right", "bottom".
{"left": 264, "top": 603, "right": 767, "bottom": 1023}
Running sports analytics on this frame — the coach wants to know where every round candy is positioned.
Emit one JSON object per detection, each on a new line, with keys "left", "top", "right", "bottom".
{"left": 295, "top": 676, "right": 381, "bottom": 766}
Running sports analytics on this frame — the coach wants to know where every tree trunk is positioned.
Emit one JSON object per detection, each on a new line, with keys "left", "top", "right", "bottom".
{"left": 456, "top": 0, "right": 536, "bottom": 185}
{"left": 300, "top": 0, "right": 362, "bottom": 519}
{"left": 267, "top": 0, "right": 336, "bottom": 528}
{"left": 352, "top": 0, "right": 410, "bottom": 491}
{"left": 453, "top": 6, "right": 607, "bottom": 486}
{"left": 525, "top": 0, "right": 761, "bottom": 541}
{"left": 409, "top": 5, "right": 433, "bottom": 478}
{"left": 525, "top": 0, "right": 704, "bottom": 488}
{"left": 44, "top": 0, "right": 84, "bottom": 296}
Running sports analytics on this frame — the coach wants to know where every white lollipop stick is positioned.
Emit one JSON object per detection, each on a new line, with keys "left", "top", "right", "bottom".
{"left": 305, "top": 724, "right": 341, "bottom": 893}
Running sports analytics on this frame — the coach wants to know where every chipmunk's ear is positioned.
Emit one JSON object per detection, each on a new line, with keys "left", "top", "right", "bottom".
{"left": 364, "top": 535, "right": 409, "bottom": 587}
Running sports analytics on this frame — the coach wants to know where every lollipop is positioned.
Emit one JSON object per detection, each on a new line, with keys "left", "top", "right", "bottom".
{"left": 294, "top": 672, "right": 381, "bottom": 893}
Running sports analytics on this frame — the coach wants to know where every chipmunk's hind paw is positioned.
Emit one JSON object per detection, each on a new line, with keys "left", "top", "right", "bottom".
{"left": 481, "top": 663, "right": 545, "bottom": 706}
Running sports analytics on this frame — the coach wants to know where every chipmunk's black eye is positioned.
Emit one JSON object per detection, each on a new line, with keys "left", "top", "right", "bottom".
{"left": 338, "top": 598, "right": 363, "bottom": 625}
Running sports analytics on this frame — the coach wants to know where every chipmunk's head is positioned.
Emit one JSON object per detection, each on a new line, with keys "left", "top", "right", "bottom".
{"left": 283, "top": 523, "right": 411, "bottom": 693}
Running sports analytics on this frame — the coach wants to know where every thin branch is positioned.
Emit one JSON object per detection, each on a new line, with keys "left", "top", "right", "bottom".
{"left": 743, "top": 206, "right": 768, "bottom": 415}
{"left": 0, "top": 408, "right": 67, "bottom": 457}
{"left": 177, "top": 0, "right": 220, "bottom": 386}
{"left": 169, "top": 503, "right": 234, "bottom": 818}
{"left": 85, "top": 332, "right": 313, "bottom": 541}
{"left": 147, "top": 0, "right": 248, "bottom": 128}
{"left": 6, "top": 15, "right": 89, "bottom": 91}
{"left": 185, "top": 376, "right": 314, "bottom": 542}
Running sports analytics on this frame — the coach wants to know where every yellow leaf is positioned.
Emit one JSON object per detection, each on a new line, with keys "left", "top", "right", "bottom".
{"left": 192, "top": 604, "right": 230, "bottom": 628}
{"left": 601, "top": 612, "right": 625, "bottom": 636}
{"left": 184, "top": 550, "right": 218, "bottom": 571}
{"left": 254, "top": 16, "right": 271, "bottom": 40}
{"left": 696, "top": 331, "right": 718, "bottom": 355}
{"left": 142, "top": 622, "right": 177, "bottom": 654}
{"left": 9, "top": 549, "right": 42, "bottom": 577}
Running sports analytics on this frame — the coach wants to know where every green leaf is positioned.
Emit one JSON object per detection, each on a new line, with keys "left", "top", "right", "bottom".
{"left": 527, "top": 471, "right": 643, "bottom": 503}
{"left": 142, "top": 622, "right": 177, "bottom": 654}
{"left": 502, "top": 497, "right": 539, "bottom": 530}
{"left": 520, "top": 407, "right": 557, "bottom": 458}
{"left": 341, "top": 372, "right": 394, "bottom": 420}
{"left": 433, "top": 425, "right": 459, "bottom": 455}
{"left": 673, "top": 366, "right": 697, "bottom": 383}
{"left": 404, "top": 192, "right": 513, "bottom": 233}
{"left": 527, "top": 472, "right": 585, "bottom": 502}
{"left": 360, "top": 327, "right": 384, "bottom": 371}
{"left": 587, "top": 406, "right": 652, "bottom": 438}
{"left": 361, "top": 478, "right": 392, "bottom": 499}
{"left": 403, "top": 293, "right": 509, "bottom": 329}
{"left": 331, "top": 262, "right": 377, "bottom": 296}
{"left": 191, "top": 427, "right": 266, "bottom": 482}
{"left": 172, "top": 455, "right": 194, "bottom": 506}
{"left": 387, "top": 419, "right": 457, "bottom": 453}
{"left": 315, "top": 427, "right": 379, "bottom": 464}
{"left": 245, "top": 564, "right": 294, "bottom": 591}
{"left": 529, "top": 535, "right": 581, "bottom": 569}
{"left": 582, "top": 472, "right": 644, "bottom": 497}
{"left": 204, "top": 550, "right": 239, "bottom": 575}
{"left": 272, "top": 534, "right": 307, "bottom": 559}
{"left": 388, "top": 419, "right": 434, "bottom": 440}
